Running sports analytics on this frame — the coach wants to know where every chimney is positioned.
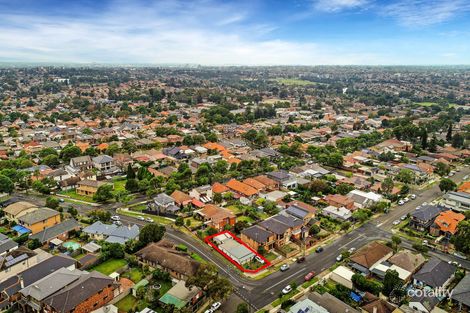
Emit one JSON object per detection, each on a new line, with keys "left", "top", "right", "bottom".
{"left": 19, "top": 275, "right": 24, "bottom": 288}
{"left": 373, "top": 306, "right": 377, "bottom": 313}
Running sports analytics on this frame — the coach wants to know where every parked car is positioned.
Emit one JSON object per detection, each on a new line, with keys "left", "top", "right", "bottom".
{"left": 410, "top": 194, "right": 417, "bottom": 200}
{"left": 316, "top": 247, "right": 324, "bottom": 253}
{"left": 304, "top": 271, "right": 315, "bottom": 281}
{"left": 393, "top": 220, "right": 400, "bottom": 225}
{"left": 146, "top": 217, "right": 153, "bottom": 222}
{"left": 282, "top": 285, "right": 292, "bottom": 294}
{"left": 453, "top": 252, "right": 467, "bottom": 260}
{"left": 111, "top": 215, "right": 120, "bottom": 221}
{"left": 211, "top": 302, "right": 221, "bottom": 311}
{"left": 280, "top": 264, "right": 289, "bottom": 272}
{"left": 404, "top": 197, "right": 410, "bottom": 203}
{"left": 336, "top": 255, "right": 342, "bottom": 262}
{"left": 137, "top": 216, "right": 145, "bottom": 221}
{"left": 204, "top": 310, "right": 212, "bottom": 313}
{"left": 255, "top": 256, "right": 265, "bottom": 264}
{"left": 297, "top": 256, "right": 306, "bottom": 263}
{"left": 398, "top": 200, "right": 405, "bottom": 206}
{"left": 113, "top": 221, "right": 122, "bottom": 226}
{"left": 400, "top": 215, "right": 407, "bottom": 221}
{"left": 348, "top": 247, "right": 356, "bottom": 254}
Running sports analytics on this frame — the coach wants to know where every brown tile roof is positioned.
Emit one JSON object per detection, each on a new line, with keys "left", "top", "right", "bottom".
{"left": 212, "top": 182, "right": 229, "bottom": 194}
{"left": 170, "top": 190, "right": 192, "bottom": 205}
{"left": 434, "top": 210, "right": 465, "bottom": 235}
{"left": 350, "top": 242, "right": 393, "bottom": 269}
{"left": 226, "top": 179, "right": 258, "bottom": 197}
{"left": 243, "top": 178, "right": 266, "bottom": 191}
{"left": 199, "top": 204, "right": 235, "bottom": 223}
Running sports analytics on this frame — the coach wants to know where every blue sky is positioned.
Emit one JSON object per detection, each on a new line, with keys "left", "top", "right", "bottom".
{"left": 0, "top": 0, "right": 469, "bottom": 65}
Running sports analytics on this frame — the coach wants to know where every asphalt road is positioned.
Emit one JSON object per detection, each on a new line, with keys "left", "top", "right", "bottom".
{"left": 10, "top": 166, "right": 470, "bottom": 311}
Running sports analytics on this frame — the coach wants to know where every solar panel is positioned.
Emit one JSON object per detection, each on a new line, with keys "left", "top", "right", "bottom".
{"left": 5, "top": 253, "right": 28, "bottom": 267}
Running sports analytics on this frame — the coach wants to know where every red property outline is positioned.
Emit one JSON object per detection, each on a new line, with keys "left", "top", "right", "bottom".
{"left": 204, "top": 230, "right": 271, "bottom": 273}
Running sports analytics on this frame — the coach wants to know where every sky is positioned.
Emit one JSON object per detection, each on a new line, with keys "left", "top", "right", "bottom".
{"left": 0, "top": 0, "right": 469, "bottom": 65}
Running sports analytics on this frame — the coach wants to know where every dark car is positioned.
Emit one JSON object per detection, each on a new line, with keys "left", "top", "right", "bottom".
{"left": 316, "top": 247, "right": 324, "bottom": 253}
{"left": 297, "top": 256, "right": 306, "bottom": 263}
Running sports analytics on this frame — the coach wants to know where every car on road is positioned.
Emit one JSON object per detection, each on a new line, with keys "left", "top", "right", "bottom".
{"left": 59, "top": 198, "right": 65, "bottom": 203}
{"left": 145, "top": 217, "right": 153, "bottom": 222}
{"left": 304, "top": 271, "right": 315, "bottom": 281}
{"left": 400, "top": 215, "right": 407, "bottom": 221}
{"left": 211, "top": 302, "right": 221, "bottom": 311}
{"left": 280, "top": 264, "right": 289, "bottom": 272}
{"left": 398, "top": 200, "right": 405, "bottom": 206}
{"left": 297, "top": 256, "right": 306, "bottom": 263}
{"left": 410, "top": 194, "right": 416, "bottom": 200}
{"left": 113, "top": 221, "right": 122, "bottom": 226}
{"left": 336, "top": 255, "right": 342, "bottom": 262}
{"left": 453, "top": 252, "right": 467, "bottom": 260}
{"left": 204, "top": 310, "right": 212, "bottom": 313}
{"left": 404, "top": 197, "right": 410, "bottom": 203}
{"left": 255, "top": 256, "right": 265, "bottom": 264}
{"left": 137, "top": 216, "right": 145, "bottom": 221}
{"left": 393, "top": 220, "right": 400, "bottom": 225}
{"left": 315, "top": 247, "right": 324, "bottom": 253}
{"left": 282, "top": 285, "right": 292, "bottom": 294}
{"left": 348, "top": 247, "right": 356, "bottom": 254}
{"left": 111, "top": 215, "right": 120, "bottom": 221}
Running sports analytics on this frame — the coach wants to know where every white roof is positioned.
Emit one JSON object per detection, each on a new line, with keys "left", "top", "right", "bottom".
{"left": 332, "top": 266, "right": 354, "bottom": 281}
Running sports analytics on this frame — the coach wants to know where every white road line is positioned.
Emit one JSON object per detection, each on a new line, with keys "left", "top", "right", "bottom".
{"left": 265, "top": 268, "right": 305, "bottom": 291}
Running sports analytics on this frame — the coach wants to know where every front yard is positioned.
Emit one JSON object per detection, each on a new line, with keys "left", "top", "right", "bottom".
{"left": 59, "top": 189, "right": 95, "bottom": 203}
{"left": 117, "top": 208, "right": 173, "bottom": 225}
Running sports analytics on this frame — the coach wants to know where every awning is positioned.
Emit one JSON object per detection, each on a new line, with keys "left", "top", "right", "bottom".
{"left": 12, "top": 225, "right": 31, "bottom": 235}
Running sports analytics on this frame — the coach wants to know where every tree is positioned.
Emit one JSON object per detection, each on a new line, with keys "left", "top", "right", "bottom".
{"left": 309, "top": 224, "right": 321, "bottom": 236}
{"left": 446, "top": 123, "right": 453, "bottom": 142}
{"left": 336, "top": 183, "right": 353, "bottom": 195}
{"left": 434, "top": 162, "right": 450, "bottom": 176}
{"left": 429, "top": 135, "right": 438, "bottom": 152}
{"left": 68, "top": 206, "right": 78, "bottom": 218}
{"left": 421, "top": 128, "right": 428, "bottom": 150}
{"left": 175, "top": 217, "right": 184, "bottom": 226}
{"left": 454, "top": 221, "right": 470, "bottom": 254}
{"left": 381, "top": 177, "right": 394, "bottom": 194}
{"left": 88, "top": 209, "right": 111, "bottom": 222}
{"left": 391, "top": 235, "right": 402, "bottom": 251}
{"left": 236, "top": 303, "right": 249, "bottom": 313}
{"left": 60, "top": 145, "right": 81, "bottom": 162}
{"left": 93, "top": 184, "right": 114, "bottom": 202}
{"left": 439, "top": 178, "right": 457, "bottom": 193}
{"left": 101, "top": 242, "right": 125, "bottom": 260}
{"left": 42, "top": 154, "right": 60, "bottom": 167}
{"left": 125, "top": 178, "right": 139, "bottom": 192}
{"left": 45, "top": 197, "right": 60, "bottom": 210}
{"left": 206, "top": 227, "right": 218, "bottom": 236}
{"left": 0, "top": 175, "right": 14, "bottom": 193}
{"left": 28, "top": 238, "right": 42, "bottom": 250}
{"left": 383, "top": 270, "right": 402, "bottom": 297}
{"left": 396, "top": 169, "right": 415, "bottom": 184}
{"left": 186, "top": 264, "right": 233, "bottom": 300}
{"left": 452, "top": 133, "right": 465, "bottom": 148}
{"left": 139, "top": 224, "right": 165, "bottom": 246}
{"left": 126, "top": 164, "right": 136, "bottom": 179}
{"left": 213, "top": 192, "right": 223, "bottom": 204}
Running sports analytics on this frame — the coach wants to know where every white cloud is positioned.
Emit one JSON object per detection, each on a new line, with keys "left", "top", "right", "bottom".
{"left": 381, "top": 0, "right": 470, "bottom": 27}
{"left": 0, "top": 0, "right": 382, "bottom": 65}
{"left": 313, "top": 0, "right": 369, "bottom": 12}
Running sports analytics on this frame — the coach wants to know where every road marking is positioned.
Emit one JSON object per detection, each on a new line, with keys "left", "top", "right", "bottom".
{"left": 265, "top": 268, "right": 306, "bottom": 291}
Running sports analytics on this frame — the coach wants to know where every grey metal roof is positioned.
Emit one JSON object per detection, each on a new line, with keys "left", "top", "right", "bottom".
{"left": 286, "top": 206, "right": 309, "bottom": 219}
{"left": 92, "top": 154, "right": 113, "bottom": 164}
{"left": 154, "top": 193, "right": 175, "bottom": 206}
{"left": 18, "top": 207, "right": 59, "bottom": 225}
{"left": 30, "top": 219, "right": 80, "bottom": 243}
{"left": 413, "top": 257, "right": 455, "bottom": 288}
{"left": 451, "top": 273, "right": 470, "bottom": 306}
{"left": 241, "top": 225, "right": 273, "bottom": 244}
{"left": 411, "top": 205, "right": 446, "bottom": 222}
{"left": 0, "top": 234, "right": 18, "bottom": 255}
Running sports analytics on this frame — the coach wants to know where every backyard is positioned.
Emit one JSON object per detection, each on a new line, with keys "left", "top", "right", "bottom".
{"left": 90, "top": 258, "right": 127, "bottom": 275}
{"left": 122, "top": 267, "right": 145, "bottom": 283}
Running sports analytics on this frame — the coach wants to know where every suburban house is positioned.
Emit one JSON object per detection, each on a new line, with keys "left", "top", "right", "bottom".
{"left": 323, "top": 194, "right": 355, "bottom": 210}
{"left": 387, "top": 250, "right": 425, "bottom": 274}
{"left": 170, "top": 190, "right": 192, "bottom": 207}
{"left": 159, "top": 280, "right": 204, "bottom": 313}
{"left": 409, "top": 205, "right": 447, "bottom": 231}
{"left": 257, "top": 213, "right": 304, "bottom": 247}
{"left": 349, "top": 241, "right": 394, "bottom": 275}
{"left": 267, "top": 171, "right": 298, "bottom": 189}
{"left": 30, "top": 219, "right": 81, "bottom": 245}
{"left": 241, "top": 225, "right": 276, "bottom": 252}
{"left": 322, "top": 206, "right": 352, "bottom": 221}
{"left": 76, "top": 179, "right": 106, "bottom": 197}
{"left": 347, "top": 190, "right": 383, "bottom": 209}
{"left": 0, "top": 233, "right": 18, "bottom": 256}
{"left": 252, "top": 175, "right": 279, "bottom": 191}
{"left": 82, "top": 222, "right": 139, "bottom": 244}
{"left": 330, "top": 265, "right": 355, "bottom": 289}
{"left": 69, "top": 156, "right": 93, "bottom": 172}
{"left": 443, "top": 191, "right": 470, "bottom": 212}
{"left": 190, "top": 185, "right": 214, "bottom": 202}
{"left": 3, "top": 201, "right": 38, "bottom": 222}
{"left": 225, "top": 179, "right": 258, "bottom": 199}
{"left": 430, "top": 210, "right": 465, "bottom": 238}
{"left": 308, "top": 292, "right": 359, "bottom": 313}
{"left": 152, "top": 192, "right": 180, "bottom": 215}
{"left": 0, "top": 247, "right": 51, "bottom": 282}
{"left": 413, "top": 257, "right": 455, "bottom": 289}
{"left": 196, "top": 205, "right": 236, "bottom": 231}
{"left": 451, "top": 273, "right": 470, "bottom": 312}
{"left": 17, "top": 208, "right": 61, "bottom": 234}
{"left": 92, "top": 154, "right": 117, "bottom": 174}
{"left": 135, "top": 242, "right": 200, "bottom": 280}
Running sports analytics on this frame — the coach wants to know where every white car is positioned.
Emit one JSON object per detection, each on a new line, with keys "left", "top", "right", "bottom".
{"left": 211, "top": 302, "right": 221, "bottom": 311}
{"left": 348, "top": 247, "right": 356, "bottom": 254}
{"left": 336, "top": 255, "right": 342, "bottom": 262}
{"left": 400, "top": 215, "right": 407, "bottom": 221}
{"left": 204, "top": 310, "right": 213, "bottom": 313}
{"left": 137, "top": 216, "right": 145, "bottom": 221}
{"left": 282, "top": 285, "right": 292, "bottom": 294}
{"left": 393, "top": 220, "right": 400, "bottom": 225}
{"left": 111, "top": 215, "right": 120, "bottom": 221}
{"left": 404, "top": 198, "right": 410, "bottom": 203}
{"left": 398, "top": 200, "right": 405, "bottom": 206}
{"left": 410, "top": 194, "right": 416, "bottom": 200}
{"left": 146, "top": 217, "right": 153, "bottom": 222}
{"left": 255, "top": 256, "right": 265, "bottom": 264}
{"left": 113, "top": 221, "right": 122, "bottom": 226}
{"left": 280, "top": 264, "right": 289, "bottom": 272}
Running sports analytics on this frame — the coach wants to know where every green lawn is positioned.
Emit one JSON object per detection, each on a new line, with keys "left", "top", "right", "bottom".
{"left": 59, "top": 189, "right": 95, "bottom": 203}
{"left": 184, "top": 216, "right": 203, "bottom": 229}
{"left": 226, "top": 205, "right": 244, "bottom": 215}
{"left": 129, "top": 204, "right": 147, "bottom": 211}
{"left": 263, "top": 252, "right": 278, "bottom": 262}
{"left": 415, "top": 102, "right": 437, "bottom": 107}
{"left": 91, "top": 258, "right": 127, "bottom": 275}
{"left": 117, "top": 208, "right": 173, "bottom": 225}
{"left": 116, "top": 294, "right": 138, "bottom": 312}
{"left": 271, "top": 289, "right": 300, "bottom": 307}
{"left": 302, "top": 277, "right": 318, "bottom": 289}
{"left": 122, "top": 267, "right": 144, "bottom": 283}
{"left": 113, "top": 179, "right": 127, "bottom": 192}
{"left": 190, "top": 252, "right": 206, "bottom": 263}
{"left": 237, "top": 215, "right": 255, "bottom": 224}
